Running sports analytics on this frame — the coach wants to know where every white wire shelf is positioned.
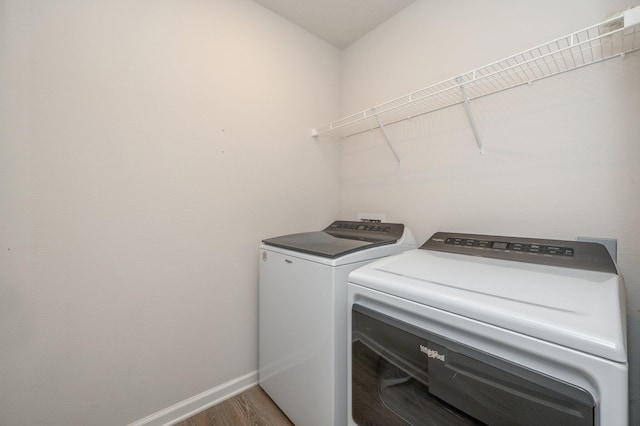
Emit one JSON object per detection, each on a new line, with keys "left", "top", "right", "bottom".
{"left": 311, "top": 6, "right": 640, "bottom": 146}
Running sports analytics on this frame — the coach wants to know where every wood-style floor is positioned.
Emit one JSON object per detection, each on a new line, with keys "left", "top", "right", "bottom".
{"left": 173, "top": 385, "right": 293, "bottom": 426}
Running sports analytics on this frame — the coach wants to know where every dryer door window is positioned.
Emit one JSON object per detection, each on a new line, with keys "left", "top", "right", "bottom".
{"left": 351, "top": 304, "right": 595, "bottom": 426}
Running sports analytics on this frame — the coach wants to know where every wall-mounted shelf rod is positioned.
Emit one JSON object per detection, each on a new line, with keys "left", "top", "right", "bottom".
{"left": 311, "top": 6, "right": 640, "bottom": 155}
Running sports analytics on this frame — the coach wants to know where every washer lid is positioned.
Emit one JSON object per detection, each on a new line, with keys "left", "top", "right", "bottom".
{"left": 262, "top": 221, "right": 405, "bottom": 258}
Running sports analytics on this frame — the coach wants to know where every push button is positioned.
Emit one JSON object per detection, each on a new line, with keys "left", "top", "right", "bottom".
{"left": 544, "top": 246, "right": 563, "bottom": 255}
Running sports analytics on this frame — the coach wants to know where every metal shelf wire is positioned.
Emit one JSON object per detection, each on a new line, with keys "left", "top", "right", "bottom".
{"left": 311, "top": 6, "right": 640, "bottom": 152}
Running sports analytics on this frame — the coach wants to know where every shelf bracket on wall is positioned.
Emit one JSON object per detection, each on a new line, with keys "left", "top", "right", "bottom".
{"left": 456, "top": 77, "right": 483, "bottom": 154}
{"left": 372, "top": 108, "right": 401, "bottom": 164}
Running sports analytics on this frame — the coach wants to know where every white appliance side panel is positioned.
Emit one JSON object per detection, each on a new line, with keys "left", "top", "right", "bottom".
{"left": 259, "top": 249, "right": 333, "bottom": 426}
{"left": 347, "top": 284, "right": 629, "bottom": 426}
{"left": 349, "top": 249, "right": 627, "bottom": 362}
{"left": 259, "top": 248, "right": 372, "bottom": 426}
{"left": 329, "top": 263, "right": 358, "bottom": 426}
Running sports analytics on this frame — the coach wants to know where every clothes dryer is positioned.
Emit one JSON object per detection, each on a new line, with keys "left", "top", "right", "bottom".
{"left": 348, "top": 232, "right": 628, "bottom": 425}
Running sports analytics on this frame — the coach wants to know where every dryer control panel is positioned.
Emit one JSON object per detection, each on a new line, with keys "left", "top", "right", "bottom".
{"left": 421, "top": 232, "right": 617, "bottom": 274}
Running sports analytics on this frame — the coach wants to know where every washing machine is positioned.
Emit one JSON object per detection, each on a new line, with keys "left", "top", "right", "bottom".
{"left": 348, "top": 232, "right": 628, "bottom": 425}
{"left": 259, "top": 220, "right": 416, "bottom": 426}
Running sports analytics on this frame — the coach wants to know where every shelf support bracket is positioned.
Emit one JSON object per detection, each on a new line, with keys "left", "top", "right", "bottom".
{"left": 456, "top": 77, "right": 484, "bottom": 154}
{"left": 372, "top": 108, "right": 401, "bottom": 164}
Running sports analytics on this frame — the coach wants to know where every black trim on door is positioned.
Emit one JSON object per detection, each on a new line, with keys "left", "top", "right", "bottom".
{"left": 352, "top": 304, "right": 595, "bottom": 426}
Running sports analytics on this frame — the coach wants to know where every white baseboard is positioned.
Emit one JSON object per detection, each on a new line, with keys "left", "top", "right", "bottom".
{"left": 127, "top": 370, "right": 259, "bottom": 426}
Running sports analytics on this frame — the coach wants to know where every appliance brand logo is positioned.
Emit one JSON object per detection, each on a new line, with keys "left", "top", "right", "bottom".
{"left": 432, "top": 238, "right": 445, "bottom": 242}
{"left": 420, "top": 344, "right": 445, "bottom": 362}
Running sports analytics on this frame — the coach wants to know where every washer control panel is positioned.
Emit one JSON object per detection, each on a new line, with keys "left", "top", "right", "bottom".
{"left": 421, "top": 232, "right": 617, "bottom": 274}
{"left": 330, "top": 222, "right": 395, "bottom": 233}
{"left": 325, "top": 221, "right": 405, "bottom": 242}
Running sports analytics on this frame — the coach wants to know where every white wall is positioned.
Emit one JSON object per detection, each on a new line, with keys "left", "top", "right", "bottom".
{"left": 3, "top": 0, "right": 638, "bottom": 424}
{"left": 339, "top": 0, "right": 640, "bottom": 421}
{"left": 0, "top": 0, "right": 341, "bottom": 425}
